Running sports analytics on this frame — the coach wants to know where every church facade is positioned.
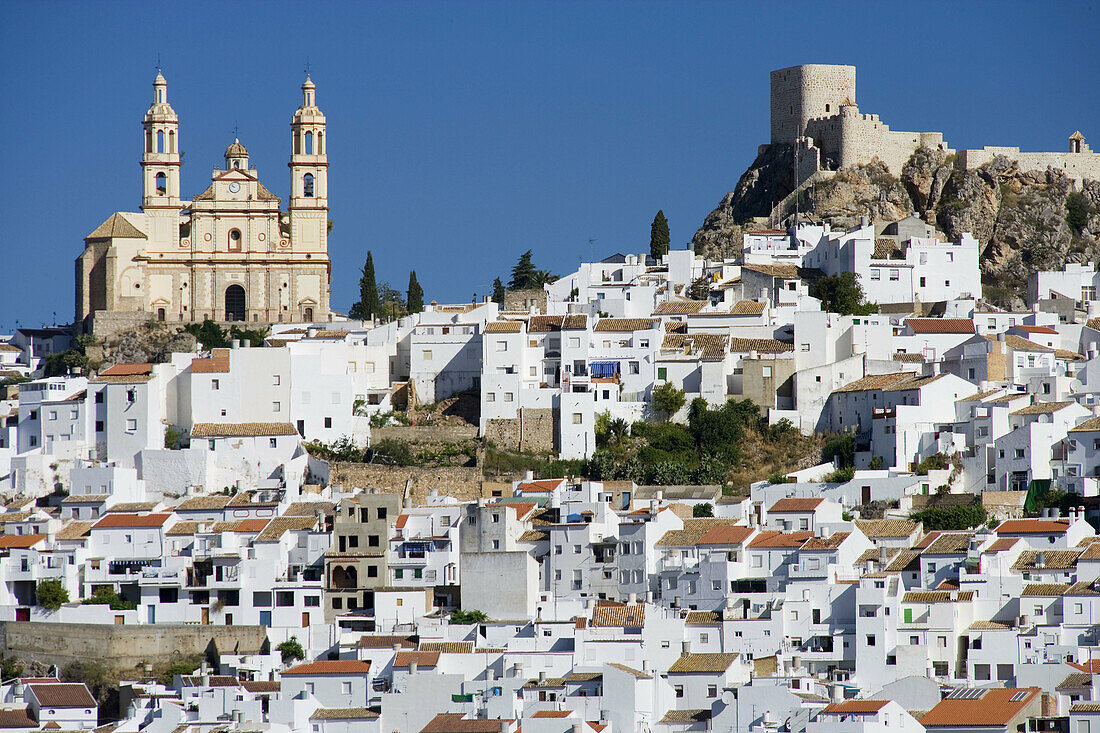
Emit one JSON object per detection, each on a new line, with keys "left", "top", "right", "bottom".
{"left": 76, "top": 72, "right": 331, "bottom": 334}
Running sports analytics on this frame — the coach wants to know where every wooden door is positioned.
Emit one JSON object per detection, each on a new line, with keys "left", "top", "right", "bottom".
{"left": 201, "top": 607, "right": 210, "bottom": 625}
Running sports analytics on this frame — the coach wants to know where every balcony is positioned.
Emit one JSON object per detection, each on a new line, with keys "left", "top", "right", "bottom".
{"left": 139, "top": 567, "right": 182, "bottom": 585}
{"left": 659, "top": 555, "right": 699, "bottom": 573}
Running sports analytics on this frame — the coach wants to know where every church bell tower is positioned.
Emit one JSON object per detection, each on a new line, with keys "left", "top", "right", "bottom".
{"left": 288, "top": 74, "right": 328, "bottom": 254}
{"left": 141, "top": 71, "right": 181, "bottom": 210}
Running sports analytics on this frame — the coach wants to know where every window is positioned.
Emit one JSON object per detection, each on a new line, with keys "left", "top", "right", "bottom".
{"left": 870, "top": 269, "right": 881, "bottom": 280}
{"left": 492, "top": 540, "right": 500, "bottom": 549}
{"left": 707, "top": 684, "right": 717, "bottom": 698}
{"left": 674, "top": 685, "right": 684, "bottom": 698}
{"left": 304, "top": 596, "right": 320, "bottom": 607}
{"left": 367, "top": 566, "right": 378, "bottom": 578}
{"left": 211, "top": 379, "right": 220, "bottom": 390}
{"left": 228, "top": 229, "right": 242, "bottom": 251}
{"left": 657, "top": 367, "right": 667, "bottom": 380}
{"left": 422, "top": 350, "right": 432, "bottom": 360}
{"left": 574, "top": 545, "right": 582, "bottom": 554}
{"left": 95, "top": 421, "right": 103, "bottom": 432}
{"left": 889, "top": 269, "right": 900, "bottom": 281}
{"left": 340, "top": 681, "right": 351, "bottom": 695}
{"left": 919, "top": 276, "right": 926, "bottom": 287}
{"left": 496, "top": 341, "right": 508, "bottom": 352}
{"left": 628, "top": 361, "right": 639, "bottom": 374}
{"left": 1014, "top": 448, "right": 1025, "bottom": 459}
{"left": 303, "top": 174, "right": 314, "bottom": 197}
{"left": 486, "top": 393, "right": 496, "bottom": 403}
{"left": 554, "top": 545, "right": 562, "bottom": 555}
{"left": 272, "top": 402, "right": 281, "bottom": 412}
{"left": 572, "top": 413, "right": 582, "bottom": 424}
{"left": 866, "top": 635, "right": 876, "bottom": 646}
{"left": 504, "top": 392, "right": 514, "bottom": 402}
{"left": 762, "top": 365, "right": 773, "bottom": 378}
{"left": 269, "top": 438, "right": 278, "bottom": 448}
{"left": 910, "top": 635, "right": 919, "bottom": 645}
{"left": 324, "top": 417, "right": 332, "bottom": 428}
{"left": 125, "top": 419, "right": 137, "bottom": 432}
{"left": 974, "top": 663, "right": 991, "bottom": 680}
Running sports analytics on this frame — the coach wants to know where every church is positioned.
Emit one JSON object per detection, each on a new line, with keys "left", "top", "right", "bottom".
{"left": 75, "top": 72, "right": 332, "bottom": 335}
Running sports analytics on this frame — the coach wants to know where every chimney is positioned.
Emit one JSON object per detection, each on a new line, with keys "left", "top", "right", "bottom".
{"left": 628, "top": 592, "right": 637, "bottom": 604}
{"left": 572, "top": 725, "right": 584, "bottom": 733}
{"left": 878, "top": 546, "right": 888, "bottom": 564}
{"left": 539, "top": 671, "right": 547, "bottom": 683}
{"left": 673, "top": 596, "right": 681, "bottom": 608}
{"left": 1036, "top": 552, "right": 1046, "bottom": 568}
{"left": 524, "top": 470, "right": 534, "bottom": 482}
{"left": 408, "top": 660, "right": 418, "bottom": 675}
{"left": 501, "top": 722, "right": 511, "bottom": 733}
{"left": 682, "top": 641, "right": 691, "bottom": 654}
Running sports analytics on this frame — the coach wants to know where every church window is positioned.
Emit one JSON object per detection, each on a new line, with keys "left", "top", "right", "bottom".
{"left": 228, "top": 229, "right": 242, "bottom": 252}
{"left": 305, "top": 131, "right": 314, "bottom": 155}
{"left": 155, "top": 172, "right": 166, "bottom": 194}
{"left": 156, "top": 130, "right": 164, "bottom": 153}
{"left": 169, "top": 131, "right": 176, "bottom": 153}
{"left": 318, "top": 131, "right": 324, "bottom": 154}
{"left": 157, "top": 308, "right": 166, "bottom": 322}
{"left": 303, "top": 174, "right": 314, "bottom": 197}
{"left": 145, "top": 130, "right": 153, "bottom": 154}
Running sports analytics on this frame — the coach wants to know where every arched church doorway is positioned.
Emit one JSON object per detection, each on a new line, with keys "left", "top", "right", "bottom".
{"left": 225, "top": 284, "right": 246, "bottom": 322}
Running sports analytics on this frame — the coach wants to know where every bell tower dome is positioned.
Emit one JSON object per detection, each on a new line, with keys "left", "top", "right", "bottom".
{"left": 141, "top": 71, "right": 181, "bottom": 210}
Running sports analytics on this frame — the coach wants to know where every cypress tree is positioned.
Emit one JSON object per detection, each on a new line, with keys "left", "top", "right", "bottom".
{"left": 650, "top": 209, "right": 670, "bottom": 260}
{"left": 350, "top": 251, "right": 381, "bottom": 320}
{"left": 492, "top": 277, "right": 506, "bottom": 304}
{"left": 407, "top": 271, "right": 424, "bottom": 314}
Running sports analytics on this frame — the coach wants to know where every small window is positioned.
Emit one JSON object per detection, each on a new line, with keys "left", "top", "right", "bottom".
{"left": 303, "top": 173, "right": 315, "bottom": 197}
{"left": 422, "top": 350, "right": 432, "bottom": 360}
{"left": 269, "top": 438, "right": 278, "bottom": 448}
{"left": 228, "top": 229, "right": 242, "bottom": 252}
{"left": 572, "top": 413, "right": 582, "bottom": 424}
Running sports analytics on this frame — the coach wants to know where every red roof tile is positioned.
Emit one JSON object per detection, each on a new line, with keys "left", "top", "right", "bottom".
{"left": 919, "top": 687, "right": 1038, "bottom": 727}
{"left": 98, "top": 363, "right": 154, "bottom": 376}
{"left": 769, "top": 497, "right": 824, "bottom": 512}
{"left": 92, "top": 513, "right": 171, "bottom": 529}
{"left": 0, "top": 534, "right": 47, "bottom": 549}
{"left": 822, "top": 700, "right": 889, "bottom": 714}
{"left": 996, "top": 519, "right": 1071, "bottom": 534}
{"left": 748, "top": 531, "right": 814, "bottom": 548}
{"left": 281, "top": 660, "right": 371, "bottom": 675}
{"left": 905, "top": 317, "right": 975, "bottom": 334}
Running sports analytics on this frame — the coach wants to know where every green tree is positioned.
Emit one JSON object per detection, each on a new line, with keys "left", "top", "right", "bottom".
{"left": 277, "top": 636, "right": 306, "bottom": 665}
{"left": 378, "top": 281, "right": 406, "bottom": 321}
{"left": 350, "top": 251, "right": 382, "bottom": 320}
{"left": 510, "top": 250, "right": 538, "bottom": 290}
{"left": 811, "top": 271, "right": 877, "bottom": 315}
{"left": 491, "top": 277, "right": 506, "bottom": 304}
{"left": 650, "top": 209, "right": 670, "bottom": 260}
{"left": 407, "top": 271, "right": 425, "bottom": 314}
{"left": 450, "top": 608, "right": 489, "bottom": 624}
{"left": 652, "top": 382, "right": 687, "bottom": 420}
{"left": 184, "top": 319, "right": 230, "bottom": 350}
{"left": 36, "top": 579, "right": 69, "bottom": 611}
{"left": 692, "top": 502, "right": 714, "bottom": 518}
{"left": 1066, "top": 191, "right": 1091, "bottom": 233}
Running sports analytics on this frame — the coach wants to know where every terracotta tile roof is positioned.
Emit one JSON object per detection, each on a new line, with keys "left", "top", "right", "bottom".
{"left": 855, "top": 519, "right": 919, "bottom": 538}
{"left": 304, "top": 330, "right": 350, "bottom": 340}
{"left": 884, "top": 550, "right": 921, "bottom": 572}
{"left": 484, "top": 321, "right": 522, "bottom": 333}
{"left": 394, "top": 651, "right": 440, "bottom": 668}
{"left": 654, "top": 518, "right": 739, "bottom": 547}
{"left": 1071, "top": 416, "right": 1100, "bottom": 433}
{"left": 593, "top": 318, "right": 657, "bottom": 332}
{"left": 822, "top": 700, "right": 889, "bottom": 714}
{"left": 660, "top": 709, "right": 711, "bottom": 723}
{"left": 1056, "top": 348, "right": 1086, "bottom": 360}
{"left": 310, "top": 708, "right": 378, "bottom": 720}
{"left": 60, "top": 494, "right": 110, "bottom": 505}
{"left": 562, "top": 315, "right": 588, "bottom": 330}
{"left": 727, "top": 337, "right": 794, "bottom": 353}
{"left": 419, "top": 641, "right": 473, "bottom": 654}
{"left": 283, "top": 501, "right": 336, "bottom": 517}
{"left": 882, "top": 373, "right": 947, "bottom": 392}
{"left": 1071, "top": 703, "right": 1100, "bottom": 713}
{"left": 255, "top": 516, "right": 317, "bottom": 543}
{"left": 696, "top": 525, "right": 755, "bottom": 546}
{"left": 28, "top": 683, "right": 97, "bottom": 708}
{"left": 959, "top": 388, "right": 1007, "bottom": 402}
{"left": 1021, "top": 583, "right": 1082, "bottom": 596}
{"left": 56, "top": 521, "right": 95, "bottom": 541}
{"left": 563, "top": 671, "right": 603, "bottom": 681}
{"left": 1080, "top": 544, "right": 1100, "bottom": 561}
{"left": 654, "top": 301, "right": 705, "bottom": 315}
{"left": 281, "top": 660, "right": 371, "bottom": 675}
{"left": 969, "top": 620, "right": 1014, "bottom": 630}
{"left": 922, "top": 533, "right": 973, "bottom": 555}
{"left": 98, "top": 363, "right": 154, "bottom": 377}
{"left": 919, "top": 687, "right": 1038, "bottom": 728}
{"left": 86, "top": 212, "right": 146, "bottom": 240}
{"left": 605, "top": 662, "right": 651, "bottom": 679}
{"left": 985, "top": 333, "right": 1055, "bottom": 352}
{"left": 591, "top": 603, "right": 645, "bottom": 627}
{"left": 905, "top": 317, "right": 975, "bottom": 334}
{"left": 107, "top": 502, "right": 159, "bottom": 513}
{"left": 0, "top": 534, "right": 46, "bottom": 548}
{"left": 769, "top": 497, "right": 824, "bottom": 512}
{"left": 175, "top": 495, "right": 231, "bottom": 511}
{"left": 665, "top": 320, "right": 688, "bottom": 333}
{"left": 902, "top": 591, "right": 974, "bottom": 603}
{"left": 1009, "top": 400, "right": 1076, "bottom": 416}
{"left": 0, "top": 708, "right": 36, "bottom": 728}
{"left": 522, "top": 677, "right": 566, "bottom": 689}
{"left": 191, "top": 352, "right": 231, "bottom": 373}
{"left": 996, "top": 518, "right": 1070, "bottom": 534}
{"left": 1018, "top": 325, "right": 1058, "bottom": 335}
{"left": 1011, "top": 549, "right": 1082, "bottom": 570}
{"left": 834, "top": 372, "right": 918, "bottom": 393}
{"left": 240, "top": 680, "right": 281, "bottom": 692}
{"left": 92, "top": 513, "right": 171, "bottom": 529}
{"left": 531, "top": 710, "right": 573, "bottom": 718}
{"left": 191, "top": 422, "right": 298, "bottom": 437}
{"left": 1057, "top": 672, "right": 1093, "bottom": 689}
{"left": 516, "top": 478, "right": 565, "bottom": 492}
{"left": 892, "top": 352, "right": 925, "bottom": 362}
{"left": 528, "top": 316, "right": 565, "bottom": 333}
{"left": 741, "top": 263, "right": 800, "bottom": 278}
{"left": 983, "top": 537, "right": 1020, "bottom": 553}
{"left": 358, "top": 634, "right": 417, "bottom": 649}
{"left": 668, "top": 653, "right": 739, "bottom": 673}
{"left": 729, "top": 300, "right": 766, "bottom": 315}
{"left": 1069, "top": 660, "right": 1100, "bottom": 673}
{"left": 180, "top": 675, "right": 239, "bottom": 687}
{"left": 802, "top": 532, "right": 851, "bottom": 550}
{"left": 420, "top": 713, "right": 516, "bottom": 732}
{"left": 685, "top": 611, "right": 722, "bottom": 625}
{"left": 748, "top": 530, "right": 814, "bottom": 548}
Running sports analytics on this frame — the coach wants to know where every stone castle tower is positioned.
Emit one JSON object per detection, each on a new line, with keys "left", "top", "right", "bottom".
{"left": 75, "top": 72, "right": 332, "bottom": 335}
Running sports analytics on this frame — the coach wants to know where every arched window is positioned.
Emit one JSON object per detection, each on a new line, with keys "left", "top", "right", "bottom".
{"left": 155, "top": 172, "right": 167, "bottom": 194}
{"left": 228, "top": 228, "right": 242, "bottom": 252}
{"left": 303, "top": 173, "right": 314, "bottom": 197}
{"left": 156, "top": 130, "right": 164, "bottom": 153}
{"left": 233, "top": 160, "right": 240, "bottom": 169}
{"left": 294, "top": 132, "right": 301, "bottom": 155}
{"left": 169, "top": 131, "right": 176, "bottom": 153}
{"left": 305, "top": 131, "right": 313, "bottom": 155}
{"left": 318, "top": 131, "right": 324, "bottom": 155}
{"left": 146, "top": 130, "right": 153, "bottom": 154}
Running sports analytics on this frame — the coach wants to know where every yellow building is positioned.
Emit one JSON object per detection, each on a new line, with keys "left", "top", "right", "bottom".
{"left": 76, "top": 72, "right": 331, "bottom": 334}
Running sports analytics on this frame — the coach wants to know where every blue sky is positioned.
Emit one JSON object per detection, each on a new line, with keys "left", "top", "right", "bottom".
{"left": 0, "top": 1, "right": 1096, "bottom": 330}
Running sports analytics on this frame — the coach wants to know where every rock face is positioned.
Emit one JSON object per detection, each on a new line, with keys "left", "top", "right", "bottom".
{"left": 87, "top": 322, "right": 198, "bottom": 368}
{"left": 693, "top": 145, "right": 1100, "bottom": 306}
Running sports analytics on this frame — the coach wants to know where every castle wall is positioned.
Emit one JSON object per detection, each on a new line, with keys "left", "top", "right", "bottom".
{"left": 805, "top": 107, "right": 951, "bottom": 175}
{"left": 770, "top": 64, "right": 855, "bottom": 144}
{"left": 958, "top": 146, "right": 1100, "bottom": 184}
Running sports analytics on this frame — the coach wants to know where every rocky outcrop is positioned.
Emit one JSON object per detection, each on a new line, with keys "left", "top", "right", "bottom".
{"left": 86, "top": 321, "right": 197, "bottom": 368}
{"left": 693, "top": 145, "right": 1100, "bottom": 305}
